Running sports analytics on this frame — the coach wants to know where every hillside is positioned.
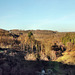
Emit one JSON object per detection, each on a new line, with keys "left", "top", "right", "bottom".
{"left": 0, "top": 29, "right": 75, "bottom": 60}
{"left": 0, "top": 29, "right": 75, "bottom": 75}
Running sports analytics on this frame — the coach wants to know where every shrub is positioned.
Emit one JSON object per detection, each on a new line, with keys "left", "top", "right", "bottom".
{"left": 28, "top": 31, "right": 33, "bottom": 38}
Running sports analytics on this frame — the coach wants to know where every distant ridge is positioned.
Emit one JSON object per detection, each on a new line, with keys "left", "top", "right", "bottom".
{"left": 9, "top": 29, "right": 57, "bottom": 35}
{"left": 0, "top": 29, "right": 8, "bottom": 31}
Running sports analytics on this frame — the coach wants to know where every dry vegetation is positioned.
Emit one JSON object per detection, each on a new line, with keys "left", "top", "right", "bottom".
{"left": 0, "top": 29, "right": 75, "bottom": 75}
{"left": 1, "top": 29, "right": 75, "bottom": 63}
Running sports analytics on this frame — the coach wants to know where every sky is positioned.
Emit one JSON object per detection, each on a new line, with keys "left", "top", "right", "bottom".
{"left": 0, "top": 0, "right": 75, "bottom": 32}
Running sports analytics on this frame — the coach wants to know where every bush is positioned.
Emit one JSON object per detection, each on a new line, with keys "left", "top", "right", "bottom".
{"left": 28, "top": 32, "right": 33, "bottom": 38}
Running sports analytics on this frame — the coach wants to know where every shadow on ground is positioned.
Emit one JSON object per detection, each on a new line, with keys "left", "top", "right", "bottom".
{"left": 0, "top": 48, "right": 75, "bottom": 75}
